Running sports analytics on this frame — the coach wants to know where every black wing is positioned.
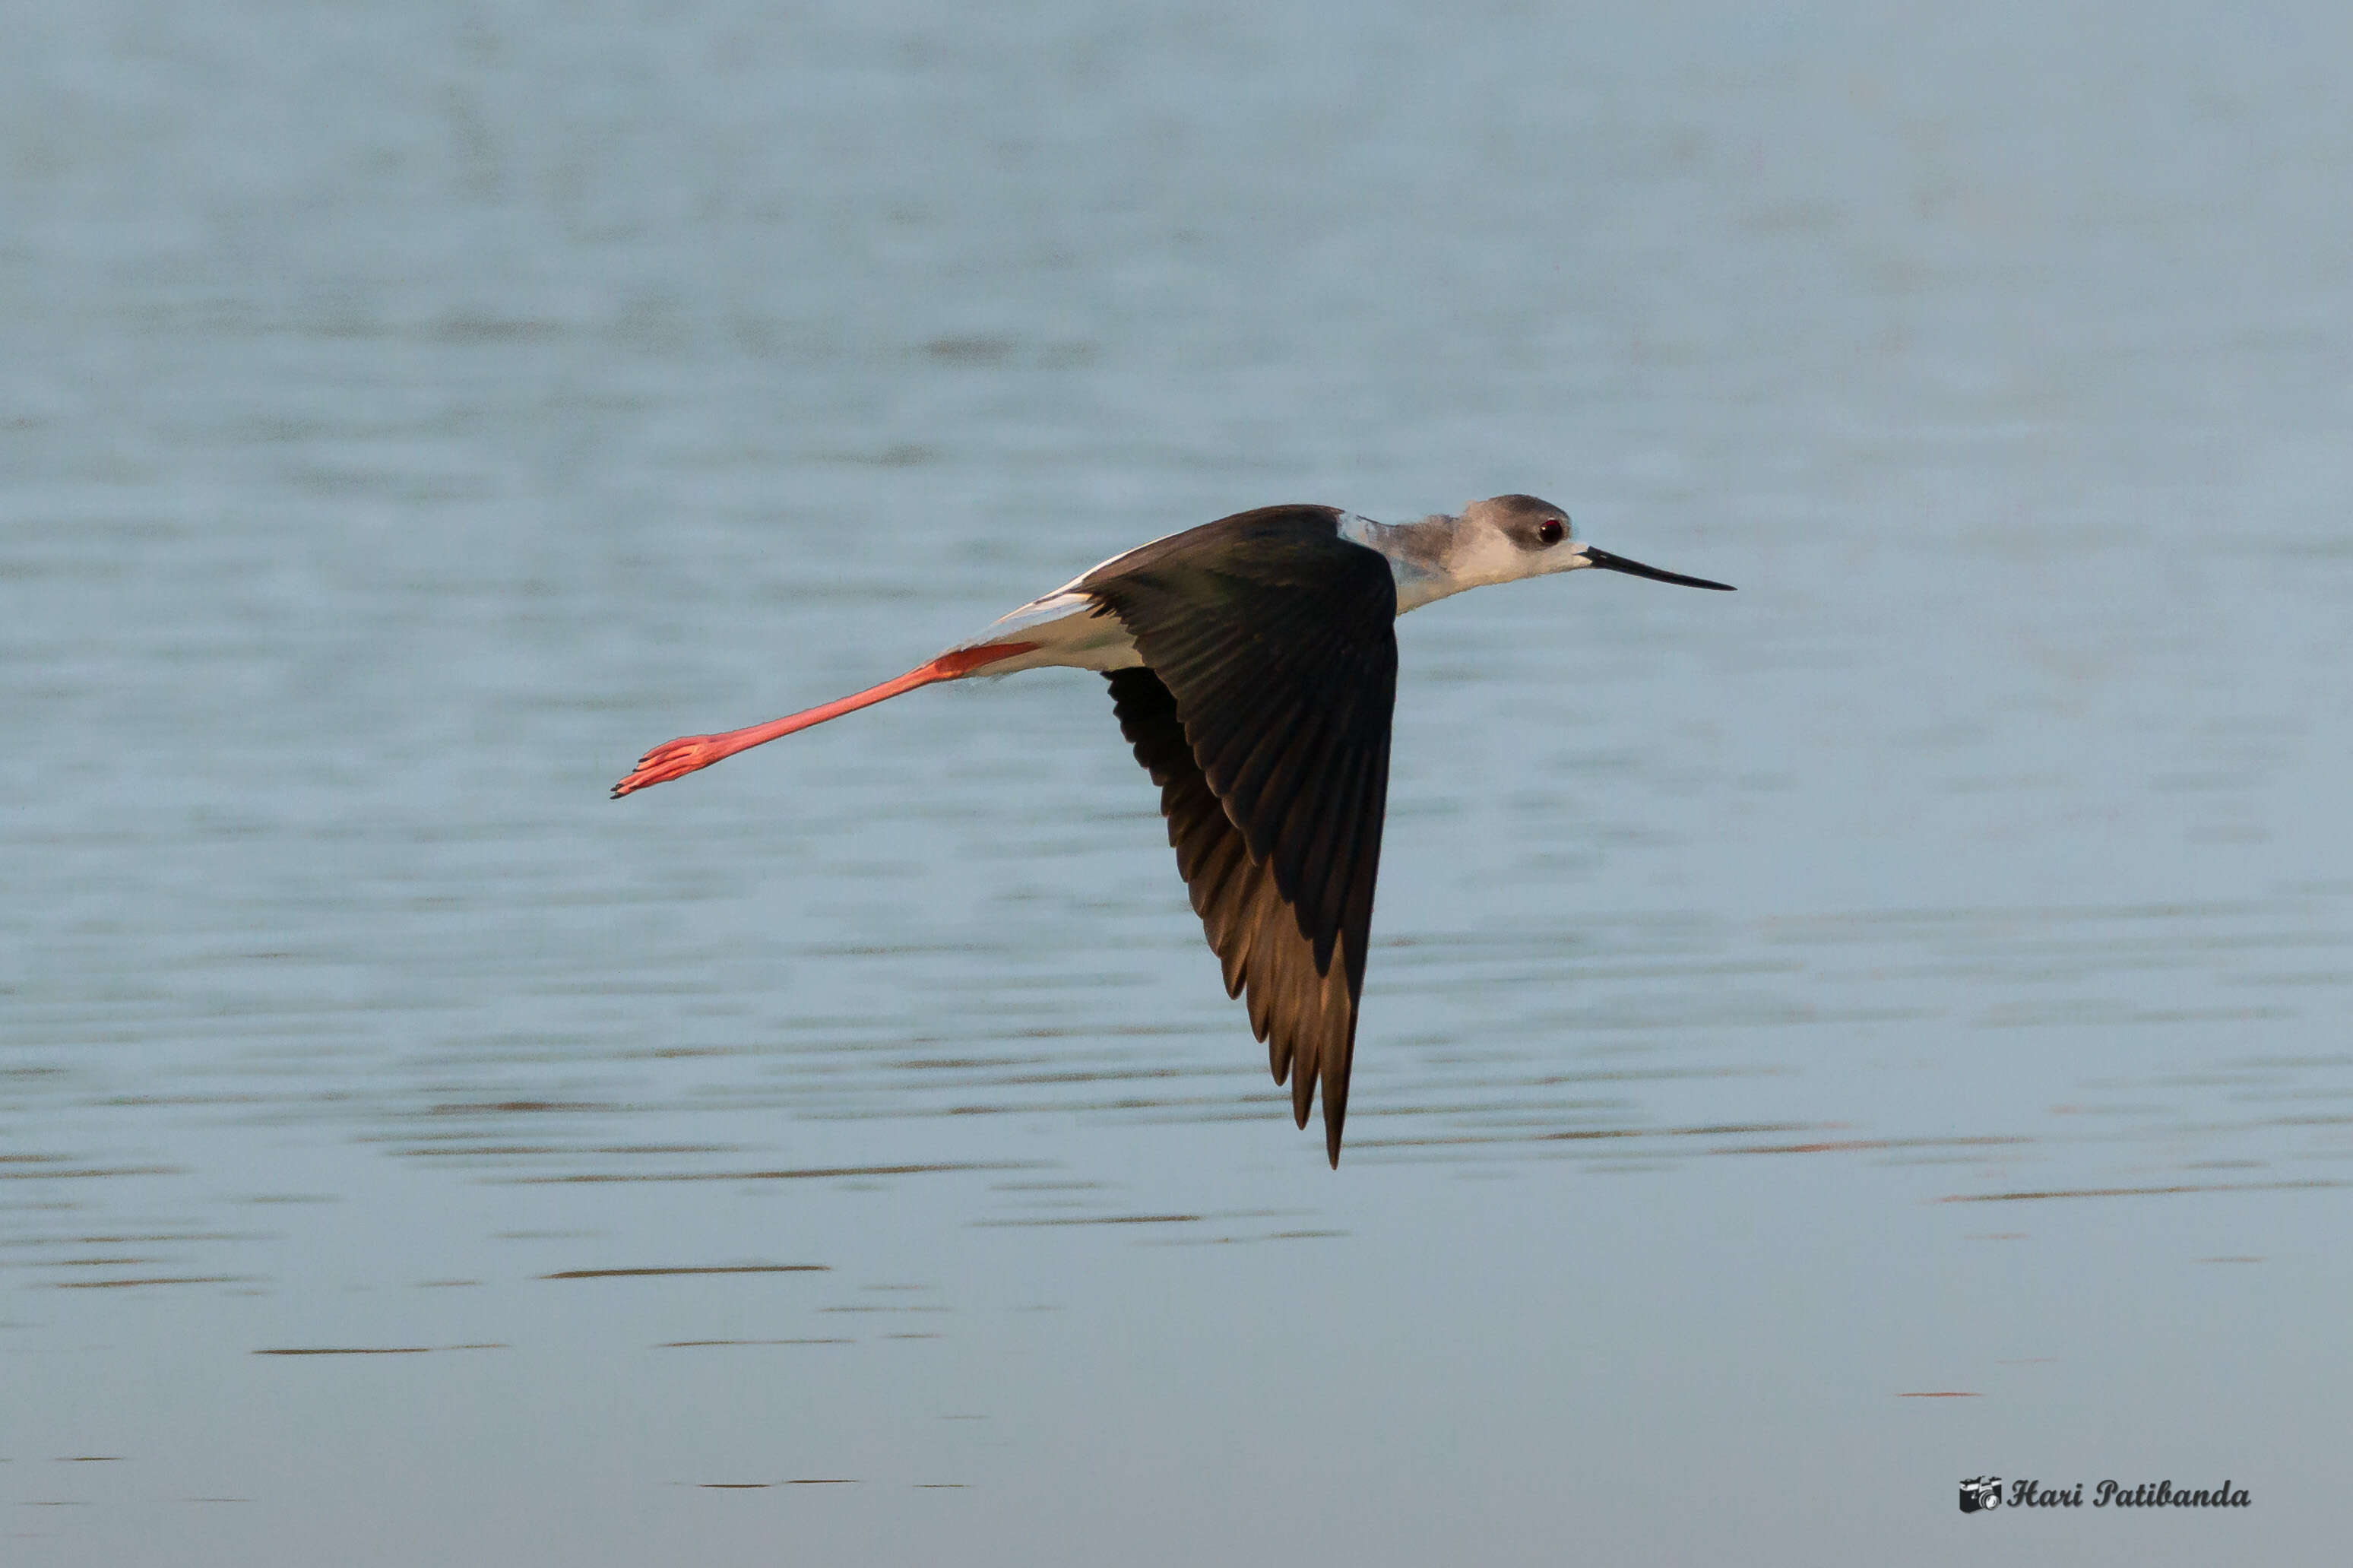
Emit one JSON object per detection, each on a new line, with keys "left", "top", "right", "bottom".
{"left": 1088, "top": 506, "right": 1398, "bottom": 1165}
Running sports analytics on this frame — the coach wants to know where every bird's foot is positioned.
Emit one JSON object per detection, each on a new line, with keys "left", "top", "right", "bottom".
{"left": 611, "top": 734, "right": 730, "bottom": 798}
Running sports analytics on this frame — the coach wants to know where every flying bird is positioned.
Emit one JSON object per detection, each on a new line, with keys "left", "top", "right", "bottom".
{"left": 613, "top": 496, "right": 1732, "bottom": 1164}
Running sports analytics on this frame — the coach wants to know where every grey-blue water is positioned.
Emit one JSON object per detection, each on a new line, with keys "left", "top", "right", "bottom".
{"left": 5, "top": 2, "right": 2349, "bottom": 1562}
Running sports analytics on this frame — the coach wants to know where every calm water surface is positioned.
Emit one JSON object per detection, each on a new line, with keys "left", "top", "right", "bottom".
{"left": 5, "top": 2, "right": 2351, "bottom": 1563}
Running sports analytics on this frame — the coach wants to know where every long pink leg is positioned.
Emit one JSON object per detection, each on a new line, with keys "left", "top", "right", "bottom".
{"left": 610, "top": 641, "right": 1038, "bottom": 799}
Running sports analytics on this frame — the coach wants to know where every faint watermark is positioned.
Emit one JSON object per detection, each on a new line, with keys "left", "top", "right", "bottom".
{"left": 1960, "top": 1476, "right": 2250, "bottom": 1514}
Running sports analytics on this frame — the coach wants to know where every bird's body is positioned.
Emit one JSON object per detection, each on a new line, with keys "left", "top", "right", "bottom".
{"left": 615, "top": 496, "right": 1732, "bottom": 1164}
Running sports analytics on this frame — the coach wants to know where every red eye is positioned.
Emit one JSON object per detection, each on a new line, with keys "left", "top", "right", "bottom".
{"left": 1538, "top": 519, "right": 1565, "bottom": 546}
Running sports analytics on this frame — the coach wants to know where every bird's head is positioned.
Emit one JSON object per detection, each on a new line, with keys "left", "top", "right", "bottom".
{"left": 1449, "top": 494, "right": 1734, "bottom": 594}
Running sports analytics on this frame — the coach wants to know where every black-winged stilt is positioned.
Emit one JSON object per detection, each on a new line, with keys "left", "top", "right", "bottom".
{"left": 615, "top": 496, "right": 1733, "bottom": 1164}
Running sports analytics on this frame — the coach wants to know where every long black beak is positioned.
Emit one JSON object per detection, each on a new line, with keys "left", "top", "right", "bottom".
{"left": 1579, "top": 546, "right": 1735, "bottom": 591}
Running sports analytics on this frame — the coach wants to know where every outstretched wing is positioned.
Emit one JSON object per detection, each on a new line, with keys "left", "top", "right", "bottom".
{"left": 1088, "top": 506, "right": 1398, "bottom": 1165}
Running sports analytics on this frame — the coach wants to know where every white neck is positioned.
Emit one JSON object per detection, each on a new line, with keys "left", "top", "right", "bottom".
{"left": 1337, "top": 512, "right": 1502, "bottom": 615}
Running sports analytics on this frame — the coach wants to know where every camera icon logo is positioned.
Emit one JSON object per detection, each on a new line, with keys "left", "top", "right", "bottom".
{"left": 1959, "top": 1477, "right": 2003, "bottom": 1513}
